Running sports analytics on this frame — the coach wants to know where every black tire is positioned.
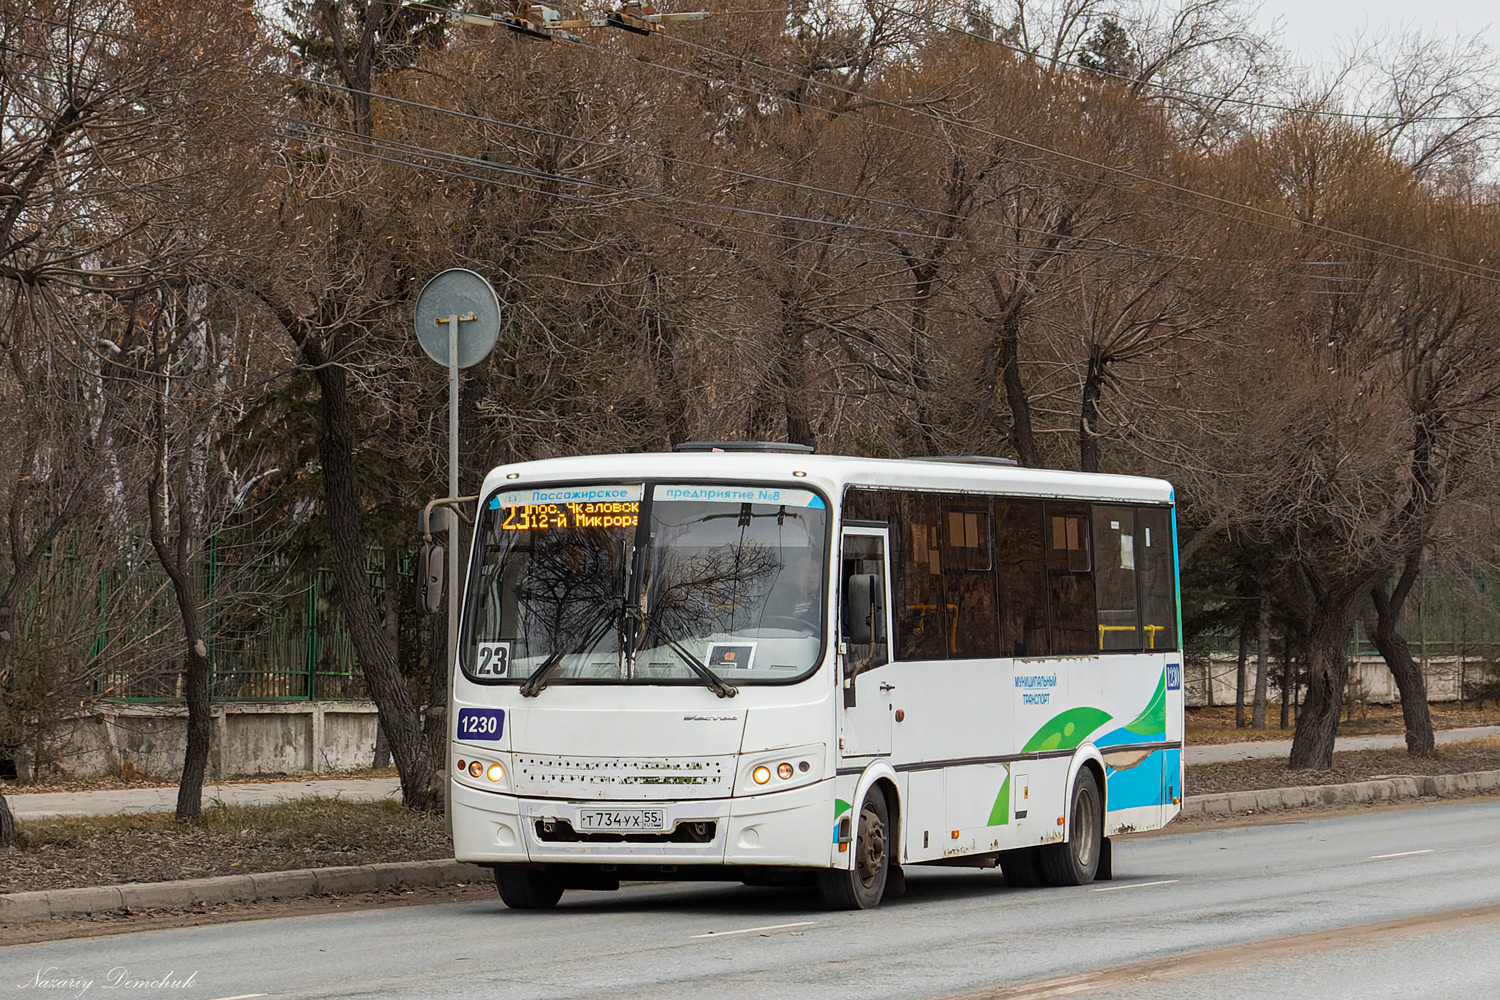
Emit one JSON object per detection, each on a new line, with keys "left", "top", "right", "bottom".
{"left": 816, "top": 788, "right": 890, "bottom": 909}
{"left": 1039, "top": 768, "right": 1103, "bottom": 887}
{"left": 494, "top": 866, "right": 564, "bottom": 910}
{"left": 999, "top": 846, "right": 1046, "bottom": 887}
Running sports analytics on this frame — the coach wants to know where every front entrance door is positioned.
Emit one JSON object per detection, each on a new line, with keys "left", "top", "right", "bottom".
{"left": 839, "top": 526, "right": 894, "bottom": 758}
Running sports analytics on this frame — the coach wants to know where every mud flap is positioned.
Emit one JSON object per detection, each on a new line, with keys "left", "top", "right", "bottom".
{"left": 884, "top": 864, "right": 907, "bottom": 898}
{"left": 1097, "top": 837, "right": 1113, "bottom": 881}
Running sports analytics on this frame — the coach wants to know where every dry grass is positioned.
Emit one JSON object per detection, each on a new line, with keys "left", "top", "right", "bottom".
{"left": 1187, "top": 737, "right": 1500, "bottom": 796}
{"left": 0, "top": 797, "right": 450, "bottom": 894}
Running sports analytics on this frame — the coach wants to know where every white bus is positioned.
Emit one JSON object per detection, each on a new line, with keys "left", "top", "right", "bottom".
{"left": 448, "top": 444, "right": 1183, "bottom": 910}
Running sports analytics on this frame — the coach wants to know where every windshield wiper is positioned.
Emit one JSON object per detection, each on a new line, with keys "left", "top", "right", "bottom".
{"left": 519, "top": 609, "right": 618, "bottom": 698}
{"left": 657, "top": 634, "right": 738, "bottom": 699}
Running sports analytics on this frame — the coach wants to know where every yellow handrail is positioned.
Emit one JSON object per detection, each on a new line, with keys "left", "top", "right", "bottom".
{"left": 1098, "top": 623, "right": 1166, "bottom": 650}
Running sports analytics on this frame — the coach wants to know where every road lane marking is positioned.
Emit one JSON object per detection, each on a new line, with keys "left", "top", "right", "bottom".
{"left": 1369, "top": 850, "right": 1434, "bottom": 860}
{"left": 1090, "top": 879, "right": 1179, "bottom": 892}
{"left": 690, "top": 920, "right": 817, "bottom": 939}
{"left": 945, "top": 900, "right": 1500, "bottom": 1000}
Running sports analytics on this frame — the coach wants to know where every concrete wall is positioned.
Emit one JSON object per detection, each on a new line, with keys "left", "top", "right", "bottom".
{"left": 1184, "top": 654, "right": 1482, "bottom": 708}
{"left": 15, "top": 701, "right": 380, "bottom": 781}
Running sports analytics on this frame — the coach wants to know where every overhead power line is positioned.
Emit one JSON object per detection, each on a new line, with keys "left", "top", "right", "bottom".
{"left": 12, "top": 4, "right": 1500, "bottom": 284}
{"left": 284, "top": 114, "right": 1191, "bottom": 271}
{"left": 298, "top": 77, "right": 1190, "bottom": 266}
{"left": 413, "top": 0, "right": 1500, "bottom": 283}
{"left": 647, "top": 24, "right": 1500, "bottom": 283}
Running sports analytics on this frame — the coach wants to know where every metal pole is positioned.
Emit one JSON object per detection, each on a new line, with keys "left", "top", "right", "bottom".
{"left": 447, "top": 315, "right": 461, "bottom": 686}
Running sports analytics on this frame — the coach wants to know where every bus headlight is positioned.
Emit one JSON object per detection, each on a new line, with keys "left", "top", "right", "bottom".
{"left": 738, "top": 744, "right": 826, "bottom": 795}
{"left": 456, "top": 753, "right": 510, "bottom": 792}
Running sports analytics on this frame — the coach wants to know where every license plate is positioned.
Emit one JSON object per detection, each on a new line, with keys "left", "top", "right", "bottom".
{"left": 575, "top": 808, "right": 666, "bottom": 832}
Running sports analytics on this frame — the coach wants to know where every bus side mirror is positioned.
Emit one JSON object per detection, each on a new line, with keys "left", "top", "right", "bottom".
{"left": 417, "top": 541, "right": 444, "bottom": 615}
{"left": 417, "top": 506, "right": 452, "bottom": 616}
{"left": 846, "top": 574, "right": 881, "bottom": 644}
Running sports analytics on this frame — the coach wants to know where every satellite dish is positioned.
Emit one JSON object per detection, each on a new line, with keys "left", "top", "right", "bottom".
{"left": 413, "top": 268, "right": 501, "bottom": 369}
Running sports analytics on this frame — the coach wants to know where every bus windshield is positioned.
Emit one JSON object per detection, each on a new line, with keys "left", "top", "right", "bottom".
{"left": 463, "top": 483, "right": 828, "bottom": 687}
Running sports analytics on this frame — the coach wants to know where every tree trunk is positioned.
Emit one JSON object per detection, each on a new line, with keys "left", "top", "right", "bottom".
{"left": 1252, "top": 591, "right": 1270, "bottom": 729}
{"left": 1288, "top": 610, "right": 1358, "bottom": 769}
{"left": 309, "top": 348, "right": 443, "bottom": 811}
{"left": 1078, "top": 353, "right": 1106, "bottom": 474}
{"left": 148, "top": 551, "right": 213, "bottom": 820}
{"left": 1234, "top": 611, "right": 1248, "bottom": 725}
{"left": 174, "top": 641, "right": 214, "bottom": 820}
{"left": 1279, "top": 633, "right": 1291, "bottom": 729}
{"left": 1368, "top": 554, "right": 1435, "bottom": 757}
{"left": 997, "top": 306, "right": 1039, "bottom": 468}
{"left": 0, "top": 792, "right": 16, "bottom": 848}
{"left": 142, "top": 308, "right": 217, "bottom": 822}
{"left": 376, "top": 549, "right": 400, "bottom": 770}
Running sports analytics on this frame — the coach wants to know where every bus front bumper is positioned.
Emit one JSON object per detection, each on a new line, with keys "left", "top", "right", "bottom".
{"left": 450, "top": 777, "right": 832, "bottom": 868}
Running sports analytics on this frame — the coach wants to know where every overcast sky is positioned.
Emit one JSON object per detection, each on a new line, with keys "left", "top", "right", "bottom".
{"left": 1250, "top": 0, "right": 1496, "bottom": 64}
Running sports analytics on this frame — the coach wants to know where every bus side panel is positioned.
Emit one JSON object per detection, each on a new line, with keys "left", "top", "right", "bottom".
{"left": 942, "top": 762, "right": 1012, "bottom": 858}
{"left": 903, "top": 769, "right": 945, "bottom": 863}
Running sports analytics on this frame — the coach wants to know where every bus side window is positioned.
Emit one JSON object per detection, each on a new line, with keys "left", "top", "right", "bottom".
{"left": 942, "top": 502, "right": 999, "bottom": 658}
{"left": 1092, "top": 505, "right": 1140, "bottom": 652}
{"left": 996, "top": 499, "right": 1048, "bottom": 658}
{"left": 1135, "top": 506, "right": 1179, "bottom": 651}
{"left": 895, "top": 493, "right": 948, "bottom": 660}
{"left": 1045, "top": 502, "right": 1097, "bottom": 655}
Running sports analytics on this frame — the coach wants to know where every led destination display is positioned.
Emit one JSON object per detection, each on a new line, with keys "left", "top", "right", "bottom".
{"left": 500, "top": 500, "right": 640, "bottom": 532}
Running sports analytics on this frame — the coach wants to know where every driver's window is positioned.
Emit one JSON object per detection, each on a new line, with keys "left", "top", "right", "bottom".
{"left": 841, "top": 533, "right": 889, "bottom": 669}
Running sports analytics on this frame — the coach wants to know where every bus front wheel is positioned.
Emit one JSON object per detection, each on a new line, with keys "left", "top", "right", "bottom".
{"left": 1040, "top": 768, "right": 1102, "bottom": 886}
{"left": 817, "top": 789, "right": 890, "bottom": 909}
{"left": 494, "top": 866, "right": 564, "bottom": 910}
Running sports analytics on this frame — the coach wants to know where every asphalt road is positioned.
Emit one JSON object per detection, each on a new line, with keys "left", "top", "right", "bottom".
{"left": 5, "top": 800, "right": 1499, "bottom": 1000}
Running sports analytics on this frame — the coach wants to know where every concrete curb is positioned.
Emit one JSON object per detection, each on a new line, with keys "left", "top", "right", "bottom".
{"left": 1182, "top": 768, "right": 1500, "bottom": 818}
{"left": 0, "top": 859, "right": 490, "bottom": 925}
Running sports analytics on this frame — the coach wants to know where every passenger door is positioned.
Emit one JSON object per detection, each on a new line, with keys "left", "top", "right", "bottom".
{"left": 838, "top": 526, "right": 894, "bottom": 758}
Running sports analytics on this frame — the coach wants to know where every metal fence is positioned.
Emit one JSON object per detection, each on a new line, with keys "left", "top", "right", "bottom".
{"left": 50, "top": 538, "right": 415, "bottom": 702}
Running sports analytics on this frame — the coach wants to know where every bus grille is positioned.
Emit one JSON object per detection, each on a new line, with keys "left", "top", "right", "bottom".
{"left": 534, "top": 819, "right": 717, "bottom": 844}
{"left": 512, "top": 754, "right": 731, "bottom": 799}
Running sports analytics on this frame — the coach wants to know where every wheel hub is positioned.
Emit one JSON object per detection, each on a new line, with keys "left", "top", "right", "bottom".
{"left": 856, "top": 803, "right": 887, "bottom": 885}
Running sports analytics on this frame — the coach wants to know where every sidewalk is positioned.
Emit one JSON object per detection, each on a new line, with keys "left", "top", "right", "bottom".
{"left": 6, "top": 777, "right": 401, "bottom": 821}
{"left": 1184, "top": 724, "right": 1500, "bottom": 765}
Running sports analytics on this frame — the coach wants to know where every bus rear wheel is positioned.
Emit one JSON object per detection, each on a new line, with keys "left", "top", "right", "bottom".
{"left": 817, "top": 789, "right": 890, "bottom": 910}
{"left": 1040, "top": 768, "right": 1102, "bottom": 886}
{"left": 494, "top": 866, "right": 564, "bottom": 910}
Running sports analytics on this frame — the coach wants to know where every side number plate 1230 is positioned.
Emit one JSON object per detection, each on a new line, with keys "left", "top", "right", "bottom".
{"left": 456, "top": 708, "right": 505, "bottom": 742}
